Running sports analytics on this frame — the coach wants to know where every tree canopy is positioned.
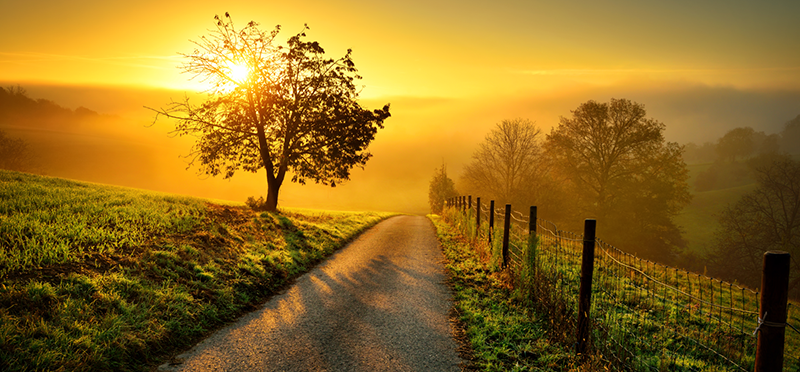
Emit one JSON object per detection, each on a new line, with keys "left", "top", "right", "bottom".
{"left": 716, "top": 126, "right": 756, "bottom": 162}
{"left": 151, "top": 14, "right": 390, "bottom": 211}
{"left": 545, "top": 98, "right": 691, "bottom": 261}
{"left": 459, "top": 118, "right": 549, "bottom": 208}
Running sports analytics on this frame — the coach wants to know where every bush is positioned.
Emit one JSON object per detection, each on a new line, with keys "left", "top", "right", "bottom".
{"left": 245, "top": 196, "right": 269, "bottom": 211}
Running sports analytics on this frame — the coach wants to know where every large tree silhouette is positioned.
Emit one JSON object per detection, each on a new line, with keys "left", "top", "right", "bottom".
{"left": 545, "top": 98, "right": 691, "bottom": 261}
{"left": 151, "top": 14, "right": 390, "bottom": 211}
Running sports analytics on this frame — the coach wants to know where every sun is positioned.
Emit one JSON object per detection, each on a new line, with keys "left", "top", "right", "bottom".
{"left": 225, "top": 61, "right": 250, "bottom": 84}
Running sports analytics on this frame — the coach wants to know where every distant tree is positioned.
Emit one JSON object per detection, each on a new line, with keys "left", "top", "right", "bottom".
{"left": 716, "top": 127, "right": 755, "bottom": 162}
{"left": 428, "top": 164, "right": 458, "bottom": 214}
{"left": 780, "top": 114, "right": 800, "bottom": 154}
{"left": 0, "top": 129, "right": 33, "bottom": 172}
{"left": 683, "top": 141, "right": 717, "bottom": 164}
{"left": 459, "top": 118, "right": 549, "bottom": 208}
{"left": 711, "top": 155, "right": 800, "bottom": 297}
{"left": 545, "top": 98, "right": 691, "bottom": 261}
{"left": 0, "top": 85, "right": 102, "bottom": 129}
{"left": 150, "top": 14, "right": 390, "bottom": 211}
{"left": 759, "top": 133, "right": 781, "bottom": 155}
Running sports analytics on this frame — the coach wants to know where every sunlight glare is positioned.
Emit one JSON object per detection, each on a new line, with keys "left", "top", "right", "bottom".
{"left": 226, "top": 61, "right": 250, "bottom": 85}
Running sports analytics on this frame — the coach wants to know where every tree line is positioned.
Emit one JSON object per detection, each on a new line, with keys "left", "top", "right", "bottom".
{"left": 431, "top": 98, "right": 690, "bottom": 262}
{"left": 688, "top": 118, "right": 800, "bottom": 192}
{"left": 0, "top": 86, "right": 120, "bottom": 174}
{"left": 430, "top": 99, "right": 800, "bottom": 297}
{"left": 684, "top": 115, "right": 800, "bottom": 165}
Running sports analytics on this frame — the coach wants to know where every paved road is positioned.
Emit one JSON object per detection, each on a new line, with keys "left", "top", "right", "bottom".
{"left": 159, "top": 215, "right": 463, "bottom": 372}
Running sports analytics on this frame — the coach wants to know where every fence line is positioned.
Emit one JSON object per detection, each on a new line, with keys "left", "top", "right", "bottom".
{"left": 442, "top": 196, "right": 797, "bottom": 371}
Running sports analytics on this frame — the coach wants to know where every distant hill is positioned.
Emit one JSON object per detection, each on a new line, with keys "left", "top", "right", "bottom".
{"left": 0, "top": 85, "right": 113, "bottom": 130}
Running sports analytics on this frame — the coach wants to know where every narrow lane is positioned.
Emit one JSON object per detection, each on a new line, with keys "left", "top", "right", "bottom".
{"left": 159, "top": 215, "right": 463, "bottom": 372}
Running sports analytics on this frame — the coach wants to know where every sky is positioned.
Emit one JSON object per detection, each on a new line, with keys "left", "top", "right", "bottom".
{"left": 2, "top": 0, "right": 800, "bottom": 213}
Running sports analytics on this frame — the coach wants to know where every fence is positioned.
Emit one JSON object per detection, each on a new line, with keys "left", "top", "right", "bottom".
{"left": 443, "top": 196, "right": 799, "bottom": 372}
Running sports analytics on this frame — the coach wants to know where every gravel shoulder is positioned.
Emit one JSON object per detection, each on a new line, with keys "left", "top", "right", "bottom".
{"left": 158, "top": 215, "right": 463, "bottom": 372}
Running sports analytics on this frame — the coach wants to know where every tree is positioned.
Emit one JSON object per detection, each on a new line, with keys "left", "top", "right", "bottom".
{"left": 151, "top": 14, "right": 390, "bottom": 211}
{"left": 759, "top": 133, "right": 781, "bottom": 155}
{"left": 682, "top": 141, "right": 716, "bottom": 164}
{"left": 716, "top": 127, "right": 755, "bottom": 162}
{"left": 545, "top": 98, "right": 691, "bottom": 261}
{"left": 428, "top": 164, "right": 458, "bottom": 214}
{"left": 780, "top": 114, "right": 800, "bottom": 154}
{"left": 711, "top": 155, "right": 800, "bottom": 297}
{"left": 459, "top": 118, "right": 550, "bottom": 208}
{"left": 0, "top": 129, "right": 33, "bottom": 172}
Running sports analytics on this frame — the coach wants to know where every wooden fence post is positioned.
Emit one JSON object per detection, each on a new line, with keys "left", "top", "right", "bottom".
{"left": 755, "top": 250, "right": 790, "bottom": 372}
{"left": 468, "top": 195, "right": 472, "bottom": 210}
{"left": 529, "top": 206, "right": 537, "bottom": 234}
{"left": 502, "top": 204, "right": 511, "bottom": 269}
{"left": 476, "top": 197, "right": 481, "bottom": 229}
{"left": 576, "top": 219, "right": 597, "bottom": 356}
{"left": 489, "top": 200, "right": 495, "bottom": 243}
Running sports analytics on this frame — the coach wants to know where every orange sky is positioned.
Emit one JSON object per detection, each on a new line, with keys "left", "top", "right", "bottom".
{"left": 2, "top": 0, "right": 800, "bottom": 213}
{"left": 3, "top": 1, "right": 799, "bottom": 94}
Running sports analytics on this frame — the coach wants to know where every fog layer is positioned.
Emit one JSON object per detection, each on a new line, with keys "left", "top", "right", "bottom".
{"left": 2, "top": 82, "right": 799, "bottom": 214}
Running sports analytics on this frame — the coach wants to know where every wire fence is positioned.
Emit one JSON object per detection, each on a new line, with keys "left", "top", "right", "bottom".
{"left": 443, "top": 196, "right": 800, "bottom": 371}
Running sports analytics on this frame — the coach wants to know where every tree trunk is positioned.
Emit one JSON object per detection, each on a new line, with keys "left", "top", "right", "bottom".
{"left": 265, "top": 175, "right": 282, "bottom": 212}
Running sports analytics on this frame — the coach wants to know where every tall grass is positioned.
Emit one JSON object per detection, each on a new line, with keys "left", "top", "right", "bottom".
{"left": 0, "top": 170, "right": 393, "bottom": 371}
{"left": 0, "top": 171, "right": 205, "bottom": 276}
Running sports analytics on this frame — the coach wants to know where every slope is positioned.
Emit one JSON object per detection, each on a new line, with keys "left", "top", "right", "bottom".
{"left": 0, "top": 170, "right": 393, "bottom": 371}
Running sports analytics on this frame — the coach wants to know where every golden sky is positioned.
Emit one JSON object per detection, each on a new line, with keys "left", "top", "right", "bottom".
{"left": 2, "top": 0, "right": 800, "bottom": 213}
{"left": 3, "top": 0, "right": 799, "bottom": 96}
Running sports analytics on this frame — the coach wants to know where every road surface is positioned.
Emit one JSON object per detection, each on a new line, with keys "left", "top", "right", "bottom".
{"left": 159, "top": 215, "right": 463, "bottom": 372}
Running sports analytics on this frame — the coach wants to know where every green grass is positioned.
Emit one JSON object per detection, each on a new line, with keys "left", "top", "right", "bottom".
{"left": 429, "top": 213, "right": 606, "bottom": 371}
{"left": 675, "top": 182, "right": 756, "bottom": 257}
{"left": 0, "top": 171, "right": 207, "bottom": 275}
{"left": 0, "top": 170, "right": 394, "bottom": 371}
{"left": 437, "top": 206, "right": 800, "bottom": 371}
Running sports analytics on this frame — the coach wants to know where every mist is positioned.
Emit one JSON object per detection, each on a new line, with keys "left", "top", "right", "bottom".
{"left": 2, "top": 81, "right": 799, "bottom": 215}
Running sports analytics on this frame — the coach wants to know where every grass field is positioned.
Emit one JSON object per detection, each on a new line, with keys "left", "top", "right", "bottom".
{"left": 676, "top": 162, "right": 757, "bottom": 257}
{"left": 675, "top": 183, "right": 756, "bottom": 256}
{"left": 428, "top": 214, "right": 602, "bottom": 371}
{"left": 438, "top": 205, "right": 800, "bottom": 371}
{"left": 0, "top": 170, "right": 393, "bottom": 371}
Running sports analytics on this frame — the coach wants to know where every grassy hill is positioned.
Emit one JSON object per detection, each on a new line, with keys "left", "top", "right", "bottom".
{"left": 676, "top": 183, "right": 756, "bottom": 256}
{"left": 675, "top": 162, "right": 757, "bottom": 258}
{"left": 0, "top": 170, "right": 394, "bottom": 371}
